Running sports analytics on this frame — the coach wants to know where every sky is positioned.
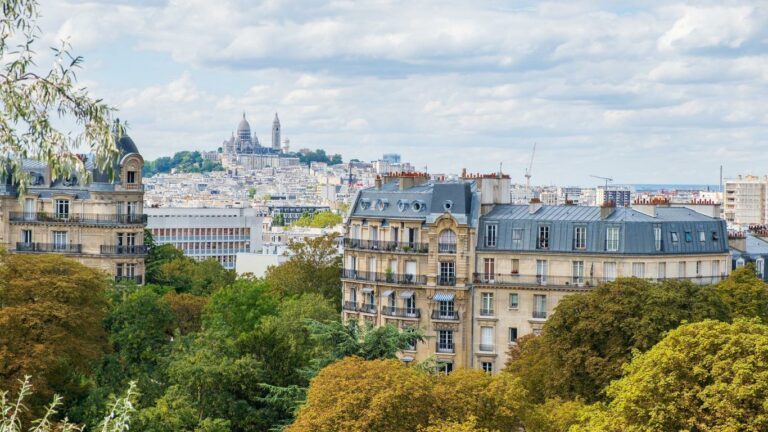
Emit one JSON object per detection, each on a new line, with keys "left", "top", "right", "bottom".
{"left": 38, "top": 0, "right": 768, "bottom": 185}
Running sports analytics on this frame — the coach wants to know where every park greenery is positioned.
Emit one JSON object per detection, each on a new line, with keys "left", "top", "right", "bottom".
{"left": 291, "top": 211, "right": 343, "bottom": 228}
{"left": 142, "top": 151, "right": 224, "bottom": 177}
{"left": 287, "top": 149, "right": 343, "bottom": 166}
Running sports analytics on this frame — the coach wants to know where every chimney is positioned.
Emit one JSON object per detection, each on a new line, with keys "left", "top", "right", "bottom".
{"left": 600, "top": 200, "right": 616, "bottom": 219}
{"left": 374, "top": 175, "right": 382, "bottom": 190}
{"left": 529, "top": 198, "right": 542, "bottom": 214}
{"left": 728, "top": 232, "right": 746, "bottom": 251}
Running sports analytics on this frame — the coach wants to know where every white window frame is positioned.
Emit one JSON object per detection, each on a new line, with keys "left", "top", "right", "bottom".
{"left": 606, "top": 227, "right": 619, "bottom": 251}
{"left": 485, "top": 223, "right": 497, "bottom": 248}
{"left": 508, "top": 293, "right": 519, "bottom": 309}
{"left": 574, "top": 226, "right": 586, "bottom": 250}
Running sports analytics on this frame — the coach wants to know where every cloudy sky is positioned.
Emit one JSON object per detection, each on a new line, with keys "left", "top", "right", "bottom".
{"left": 40, "top": 0, "right": 767, "bottom": 185}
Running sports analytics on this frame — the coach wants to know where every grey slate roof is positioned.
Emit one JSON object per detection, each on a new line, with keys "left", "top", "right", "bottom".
{"left": 478, "top": 204, "right": 729, "bottom": 255}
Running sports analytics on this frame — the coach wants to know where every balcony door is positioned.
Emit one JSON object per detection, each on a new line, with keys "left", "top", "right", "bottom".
{"left": 23, "top": 198, "right": 35, "bottom": 221}
{"left": 52, "top": 231, "right": 68, "bottom": 251}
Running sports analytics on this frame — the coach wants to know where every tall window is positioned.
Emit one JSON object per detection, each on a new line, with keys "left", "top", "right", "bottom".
{"left": 756, "top": 258, "right": 765, "bottom": 278}
{"left": 54, "top": 199, "right": 69, "bottom": 218}
{"left": 699, "top": 231, "right": 706, "bottom": 242}
{"left": 654, "top": 226, "right": 662, "bottom": 251}
{"left": 574, "top": 226, "right": 586, "bottom": 250}
{"left": 711, "top": 260, "right": 720, "bottom": 278}
{"left": 671, "top": 232, "right": 679, "bottom": 245}
{"left": 572, "top": 261, "right": 584, "bottom": 284}
{"left": 606, "top": 227, "right": 619, "bottom": 251}
{"left": 368, "top": 257, "right": 377, "bottom": 281}
{"left": 439, "top": 299, "right": 455, "bottom": 318}
{"left": 23, "top": 198, "right": 35, "bottom": 220}
{"left": 405, "top": 260, "right": 416, "bottom": 283}
{"left": 483, "top": 258, "right": 495, "bottom": 282}
{"left": 405, "top": 293, "right": 417, "bottom": 315}
{"left": 126, "top": 170, "right": 136, "bottom": 184}
{"left": 604, "top": 262, "right": 617, "bottom": 281}
{"left": 52, "top": 231, "right": 68, "bottom": 250}
{"left": 480, "top": 293, "right": 494, "bottom": 316}
{"left": 438, "top": 330, "right": 454, "bottom": 352}
{"left": 21, "top": 229, "right": 32, "bottom": 244}
{"left": 536, "top": 260, "right": 548, "bottom": 285}
{"left": 439, "top": 261, "right": 455, "bottom": 285}
{"left": 480, "top": 326, "right": 494, "bottom": 352}
{"left": 696, "top": 261, "right": 702, "bottom": 276}
{"left": 533, "top": 295, "right": 547, "bottom": 318}
{"left": 485, "top": 224, "right": 497, "bottom": 247}
{"left": 509, "top": 293, "right": 519, "bottom": 309}
{"left": 349, "top": 287, "right": 357, "bottom": 303}
{"left": 632, "top": 262, "right": 645, "bottom": 278}
{"left": 537, "top": 226, "right": 550, "bottom": 249}
{"left": 439, "top": 229, "right": 457, "bottom": 253}
{"left": 508, "top": 327, "right": 518, "bottom": 343}
{"left": 678, "top": 261, "right": 686, "bottom": 277}
{"left": 658, "top": 262, "right": 666, "bottom": 279}
{"left": 511, "top": 229, "right": 523, "bottom": 249}
{"left": 511, "top": 258, "right": 519, "bottom": 274}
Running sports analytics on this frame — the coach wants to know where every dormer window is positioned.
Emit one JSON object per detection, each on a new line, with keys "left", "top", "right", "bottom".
{"left": 127, "top": 170, "right": 136, "bottom": 184}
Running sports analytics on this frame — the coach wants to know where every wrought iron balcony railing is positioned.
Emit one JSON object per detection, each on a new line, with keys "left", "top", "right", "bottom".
{"left": 10, "top": 212, "right": 147, "bottom": 225}
{"left": 343, "top": 238, "right": 429, "bottom": 253}
{"left": 115, "top": 275, "right": 143, "bottom": 285}
{"left": 15, "top": 242, "right": 82, "bottom": 253}
{"left": 100, "top": 245, "right": 148, "bottom": 255}
{"left": 436, "top": 342, "right": 455, "bottom": 353}
{"left": 431, "top": 310, "right": 459, "bottom": 321}
{"left": 381, "top": 306, "right": 421, "bottom": 318}
{"left": 473, "top": 273, "right": 727, "bottom": 288}
{"left": 340, "top": 269, "right": 427, "bottom": 285}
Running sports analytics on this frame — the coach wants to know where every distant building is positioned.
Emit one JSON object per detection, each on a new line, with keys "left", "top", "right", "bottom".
{"left": 729, "top": 231, "right": 768, "bottom": 281}
{"left": 382, "top": 153, "right": 401, "bottom": 164}
{"left": 267, "top": 204, "right": 331, "bottom": 225}
{"left": 724, "top": 175, "right": 768, "bottom": 226}
{"left": 597, "top": 186, "right": 632, "bottom": 207}
{"left": 272, "top": 113, "right": 281, "bottom": 151}
{"left": 222, "top": 113, "right": 283, "bottom": 168}
{"left": 146, "top": 207, "right": 263, "bottom": 270}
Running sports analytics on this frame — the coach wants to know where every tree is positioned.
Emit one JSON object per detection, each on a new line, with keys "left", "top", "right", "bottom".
{"left": 292, "top": 211, "right": 342, "bottom": 228}
{"left": 505, "top": 278, "right": 726, "bottom": 403}
{"left": 1, "top": 0, "right": 120, "bottom": 193}
{"left": 164, "top": 291, "right": 208, "bottom": 335}
{"left": 0, "top": 254, "right": 109, "bottom": 413}
{"left": 576, "top": 319, "right": 768, "bottom": 432}
{"left": 202, "top": 278, "right": 277, "bottom": 338}
{"left": 287, "top": 357, "right": 433, "bottom": 432}
{"left": 714, "top": 265, "right": 768, "bottom": 322}
{"left": 265, "top": 234, "right": 342, "bottom": 306}
{"left": 154, "top": 256, "right": 236, "bottom": 295}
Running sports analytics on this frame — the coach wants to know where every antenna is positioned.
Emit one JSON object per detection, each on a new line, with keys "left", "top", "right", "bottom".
{"left": 524, "top": 142, "right": 537, "bottom": 198}
{"left": 590, "top": 174, "right": 614, "bottom": 204}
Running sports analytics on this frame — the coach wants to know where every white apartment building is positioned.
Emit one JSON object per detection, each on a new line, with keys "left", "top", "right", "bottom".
{"left": 725, "top": 175, "right": 768, "bottom": 226}
{"left": 146, "top": 207, "right": 263, "bottom": 269}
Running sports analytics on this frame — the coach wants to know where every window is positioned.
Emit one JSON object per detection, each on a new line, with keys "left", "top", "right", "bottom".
{"left": 632, "top": 262, "right": 645, "bottom": 278}
{"left": 440, "top": 362, "right": 454, "bottom": 375}
{"left": 54, "top": 199, "right": 69, "bottom": 218}
{"left": 533, "top": 295, "right": 547, "bottom": 319}
{"left": 511, "top": 229, "right": 523, "bottom": 249}
{"left": 658, "top": 262, "right": 666, "bottom": 279}
{"left": 757, "top": 258, "right": 765, "bottom": 278}
{"left": 736, "top": 257, "right": 745, "bottom": 268}
{"left": 684, "top": 231, "right": 692, "bottom": 242}
{"left": 405, "top": 261, "right": 416, "bottom": 283}
{"left": 711, "top": 260, "right": 720, "bottom": 278}
{"left": 671, "top": 232, "right": 679, "bottom": 244}
{"left": 508, "top": 327, "right": 519, "bottom": 344}
{"left": 511, "top": 259, "right": 519, "bottom": 274}
{"left": 537, "top": 226, "right": 550, "bottom": 249}
{"left": 481, "top": 362, "right": 493, "bottom": 373}
{"left": 483, "top": 258, "right": 495, "bottom": 282}
{"left": 126, "top": 201, "right": 138, "bottom": 215}
{"left": 679, "top": 261, "right": 686, "bottom": 277}
{"left": 485, "top": 223, "right": 497, "bottom": 247}
{"left": 439, "top": 261, "right": 455, "bottom": 285}
{"left": 480, "top": 327, "right": 494, "bottom": 352}
{"left": 52, "top": 231, "right": 68, "bottom": 250}
{"left": 606, "top": 227, "right": 619, "bottom": 251}
{"left": 699, "top": 231, "right": 706, "bottom": 242}
{"left": 404, "top": 325, "right": 417, "bottom": 351}
{"left": 574, "top": 226, "right": 586, "bottom": 250}
{"left": 509, "top": 293, "right": 519, "bottom": 309}
{"left": 126, "top": 170, "right": 136, "bottom": 184}
{"left": 349, "top": 287, "right": 357, "bottom": 303}
{"left": 439, "top": 300, "right": 455, "bottom": 318}
{"left": 405, "top": 293, "right": 417, "bottom": 315}
{"left": 572, "top": 261, "right": 584, "bottom": 284}
{"left": 604, "top": 262, "right": 617, "bottom": 281}
{"left": 438, "top": 330, "right": 454, "bottom": 352}
{"left": 391, "top": 227, "right": 399, "bottom": 242}
{"left": 368, "top": 257, "right": 377, "bottom": 281}
{"left": 696, "top": 261, "right": 702, "bottom": 276}
{"left": 712, "top": 231, "right": 719, "bottom": 241}
{"left": 23, "top": 198, "right": 35, "bottom": 220}
{"left": 480, "top": 293, "right": 494, "bottom": 316}
{"left": 387, "top": 292, "right": 396, "bottom": 308}
{"left": 536, "top": 260, "right": 548, "bottom": 285}
{"left": 439, "top": 229, "right": 457, "bottom": 253}
{"left": 21, "top": 229, "right": 32, "bottom": 244}
{"left": 654, "top": 226, "right": 662, "bottom": 251}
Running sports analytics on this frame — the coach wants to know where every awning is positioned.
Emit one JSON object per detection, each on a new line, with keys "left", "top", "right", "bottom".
{"left": 381, "top": 290, "right": 393, "bottom": 297}
{"left": 433, "top": 292, "right": 455, "bottom": 302}
{"left": 361, "top": 287, "right": 374, "bottom": 293}
{"left": 399, "top": 290, "right": 415, "bottom": 298}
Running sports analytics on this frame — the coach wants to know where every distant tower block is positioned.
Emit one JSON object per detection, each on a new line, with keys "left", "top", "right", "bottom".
{"left": 282, "top": 138, "right": 290, "bottom": 154}
{"left": 271, "top": 113, "right": 281, "bottom": 150}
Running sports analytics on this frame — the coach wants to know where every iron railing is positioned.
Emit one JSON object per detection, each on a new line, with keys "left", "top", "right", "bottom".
{"left": 343, "top": 301, "right": 358, "bottom": 311}
{"left": 341, "top": 269, "right": 427, "bottom": 285}
{"left": 115, "top": 275, "right": 143, "bottom": 284}
{"left": 359, "top": 303, "right": 377, "bottom": 314}
{"left": 15, "top": 242, "right": 82, "bottom": 253}
{"left": 431, "top": 310, "right": 459, "bottom": 320}
{"left": 437, "top": 276, "right": 456, "bottom": 286}
{"left": 10, "top": 212, "right": 147, "bottom": 225}
{"left": 381, "top": 306, "right": 421, "bottom": 318}
{"left": 478, "top": 344, "right": 495, "bottom": 352}
{"left": 100, "top": 245, "right": 148, "bottom": 255}
{"left": 532, "top": 310, "right": 547, "bottom": 319}
{"left": 343, "top": 238, "right": 429, "bottom": 253}
{"left": 437, "top": 342, "right": 455, "bottom": 353}
{"left": 473, "top": 273, "right": 727, "bottom": 287}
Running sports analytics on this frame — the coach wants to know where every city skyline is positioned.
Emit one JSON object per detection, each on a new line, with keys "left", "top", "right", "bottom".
{"left": 41, "top": 0, "right": 768, "bottom": 184}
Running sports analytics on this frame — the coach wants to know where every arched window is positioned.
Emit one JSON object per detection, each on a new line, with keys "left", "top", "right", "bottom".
{"left": 439, "top": 229, "right": 457, "bottom": 253}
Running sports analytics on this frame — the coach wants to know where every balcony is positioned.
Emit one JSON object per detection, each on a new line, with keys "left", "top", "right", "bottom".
{"left": 100, "top": 245, "right": 148, "bottom": 255}
{"left": 473, "top": 273, "right": 727, "bottom": 288}
{"left": 437, "top": 342, "right": 455, "bottom": 354}
{"left": 343, "top": 301, "right": 358, "bottom": 312}
{"left": 438, "top": 242, "right": 456, "bottom": 254}
{"left": 381, "top": 306, "right": 421, "bottom": 319}
{"left": 343, "top": 238, "right": 429, "bottom": 254}
{"left": 115, "top": 275, "right": 143, "bottom": 284}
{"left": 10, "top": 212, "right": 147, "bottom": 226}
{"left": 15, "top": 242, "right": 82, "bottom": 253}
{"left": 341, "top": 269, "right": 427, "bottom": 285}
{"left": 437, "top": 276, "right": 456, "bottom": 286}
{"left": 359, "top": 303, "right": 377, "bottom": 314}
{"left": 431, "top": 310, "right": 459, "bottom": 321}
{"left": 532, "top": 310, "right": 547, "bottom": 319}
{"left": 478, "top": 344, "right": 495, "bottom": 353}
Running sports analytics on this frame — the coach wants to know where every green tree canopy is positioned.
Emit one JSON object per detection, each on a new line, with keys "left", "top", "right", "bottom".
{"left": 714, "top": 265, "right": 768, "bottom": 322}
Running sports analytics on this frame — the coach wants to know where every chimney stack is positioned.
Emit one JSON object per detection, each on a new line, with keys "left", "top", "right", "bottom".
{"left": 600, "top": 200, "right": 616, "bottom": 219}
{"left": 529, "top": 198, "right": 542, "bottom": 214}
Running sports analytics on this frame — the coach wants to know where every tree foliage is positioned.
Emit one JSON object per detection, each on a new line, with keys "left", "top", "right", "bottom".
{"left": 143, "top": 151, "right": 223, "bottom": 177}
{"left": 714, "top": 265, "right": 768, "bottom": 322}
{"left": 291, "top": 211, "right": 342, "bottom": 228}
{"left": 0, "top": 0, "right": 119, "bottom": 194}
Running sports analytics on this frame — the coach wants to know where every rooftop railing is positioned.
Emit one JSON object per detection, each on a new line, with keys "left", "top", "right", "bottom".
{"left": 341, "top": 269, "right": 427, "bottom": 285}
{"left": 473, "top": 273, "right": 727, "bottom": 287}
{"left": 10, "top": 212, "right": 147, "bottom": 225}
{"left": 343, "top": 238, "right": 429, "bottom": 253}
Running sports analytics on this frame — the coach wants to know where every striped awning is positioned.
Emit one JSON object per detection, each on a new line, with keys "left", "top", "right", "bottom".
{"left": 399, "top": 290, "right": 415, "bottom": 298}
{"left": 433, "top": 292, "right": 455, "bottom": 302}
{"left": 361, "top": 287, "right": 374, "bottom": 293}
{"left": 381, "top": 290, "right": 394, "bottom": 297}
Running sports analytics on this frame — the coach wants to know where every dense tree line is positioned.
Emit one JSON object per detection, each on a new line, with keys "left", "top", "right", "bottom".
{"left": 143, "top": 151, "right": 224, "bottom": 177}
{"left": 286, "top": 149, "right": 343, "bottom": 166}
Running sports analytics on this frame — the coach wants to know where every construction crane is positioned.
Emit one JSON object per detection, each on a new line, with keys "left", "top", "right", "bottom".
{"left": 524, "top": 143, "right": 537, "bottom": 198}
{"left": 590, "top": 174, "right": 613, "bottom": 204}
